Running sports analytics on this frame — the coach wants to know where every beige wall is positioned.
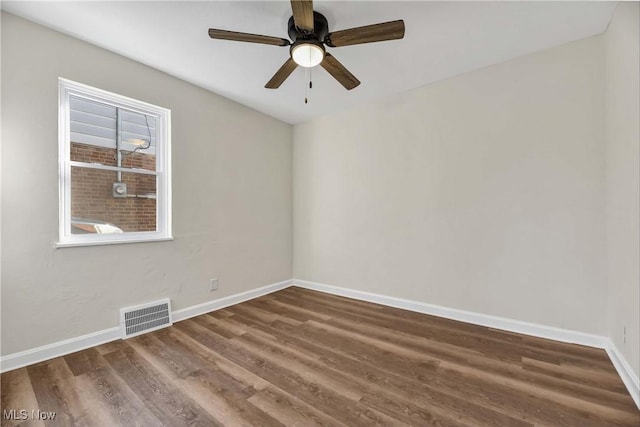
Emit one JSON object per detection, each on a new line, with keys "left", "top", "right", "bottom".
{"left": 605, "top": 2, "right": 640, "bottom": 379}
{"left": 294, "top": 36, "right": 607, "bottom": 334}
{"left": 1, "top": 13, "right": 292, "bottom": 355}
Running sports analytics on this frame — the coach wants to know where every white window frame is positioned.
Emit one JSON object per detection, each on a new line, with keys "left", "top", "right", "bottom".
{"left": 57, "top": 78, "right": 172, "bottom": 247}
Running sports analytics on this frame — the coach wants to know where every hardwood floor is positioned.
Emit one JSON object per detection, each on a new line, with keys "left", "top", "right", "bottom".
{"left": 2, "top": 287, "right": 638, "bottom": 426}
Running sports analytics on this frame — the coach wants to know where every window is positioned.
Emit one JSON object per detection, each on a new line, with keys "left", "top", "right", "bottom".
{"left": 58, "top": 78, "right": 171, "bottom": 247}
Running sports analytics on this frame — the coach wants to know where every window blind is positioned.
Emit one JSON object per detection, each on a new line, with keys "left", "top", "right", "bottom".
{"left": 70, "top": 95, "right": 157, "bottom": 151}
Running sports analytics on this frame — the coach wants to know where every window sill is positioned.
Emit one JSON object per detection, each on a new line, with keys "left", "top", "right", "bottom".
{"left": 55, "top": 236, "right": 174, "bottom": 248}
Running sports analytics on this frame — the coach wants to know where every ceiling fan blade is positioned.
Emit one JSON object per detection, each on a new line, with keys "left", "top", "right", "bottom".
{"left": 265, "top": 58, "right": 298, "bottom": 89}
{"left": 325, "top": 20, "right": 405, "bottom": 47}
{"left": 208, "top": 29, "right": 290, "bottom": 46}
{"left": 320, "top": 53, "right": 360, "bottom": 90}
{"left": 290, "top": 0, "right": 314, "bottom": 33}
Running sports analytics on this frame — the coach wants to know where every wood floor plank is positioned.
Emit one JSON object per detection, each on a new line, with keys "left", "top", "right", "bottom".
{"left": 522, "top": 334, "right": 613, "bottom": 362}
{"left": 438, "top": 360, "right": 639, "bottom": 426}
{"left": 94, "top": 340, "right": 131, "bottom": 356}
{"left": 128, "top": 332, "right": 283, "bottom": 426}
{"left": 228, "top": 308, "right": 541, "bottom": 426}
{"left": 248, "top": 297, "right": 333, "bottom": 323}
{"left": 522, "top": 356, "right": 629, "bottom": 394}
{"left": 230, "top": 304, "right": 281, "bottom": 324}
{"left": 279, "top": 287, "right": 385, "bottom": 313}
{"left": 174, "top": 319, "right": 396, "bottom": 426}
{"left": 63, "top": 348, "right": 108, "bottom": 377}
{"left": 26, "top": 358, "right": 89, "bottom": 426}
{"left": 103, "top": 347, "right": 221, "bottom": 427}
{"left": 274, "top": 294, "right": 628, "bottom": 408}
{"left": 248, "top": 386, "right": 349, "bottom": 427}
{"left": 309, "top": 309, "right": 629, "bottom": 425}
{"left": 232, "top": 332, "right": 363, "bottom": 401}
{"left": 233, "top": 313, "right": 606, "bottom": 426}
{"left": 273, "top": 291, "right": 524, "bottom": 363}
{"left": 216, "top": 314, "right": 324, "bottom": 362}
{"left": 150, "top": 332, "right": 258, "bottom": 399}
{"left": 210, "top": 316, "right": 326, "bottom": 366}
{"left": 307, "top": 322, "right": 631, "bottom": 425}
{"left": 245, "top": 328, "right": 528, "bottom": 427}
{"left": 2, "top": 287, "right": 638, "bottom": 426}
{"left": 73, "top": 366, "right": 163, "bottom": 426}
{"left": 185, "top": 315, "right": 243, "bottom": 340}
{"left": 128, "top": 333, "right": 205, "bottom": 380}
{"left": 310, "top": 310, "right": 635, "bottom": 413}
{"left": 163, "top": 326, "right": 272, "bottom": 392}
{"left": 0, "top": 368, "right": 44, "bottom": 427}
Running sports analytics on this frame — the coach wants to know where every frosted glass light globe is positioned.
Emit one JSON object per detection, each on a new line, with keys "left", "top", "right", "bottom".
{"left": 292, "top": 43, "right": 325, "bottom": 68}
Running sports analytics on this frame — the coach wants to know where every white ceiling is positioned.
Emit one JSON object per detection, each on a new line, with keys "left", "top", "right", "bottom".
{"left": 2, "top": 1, "right": 616, "bottom": 124}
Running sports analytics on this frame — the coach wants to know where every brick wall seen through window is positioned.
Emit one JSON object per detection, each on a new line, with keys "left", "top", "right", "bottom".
{"left": 70, "top": 142, "right": 157, "bottom": 232}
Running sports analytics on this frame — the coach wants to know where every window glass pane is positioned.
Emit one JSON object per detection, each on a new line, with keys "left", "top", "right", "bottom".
{"left": 120, "top": 146, "right": 156, "bottom": 172}
{"left": 69, "top": 95, "right": 156, "bottom": 171}
{"left": 70, "top": 95, "right": 117, "bottom": 148}
{"left": 120, "top": 110, "right": 156, "bottom": 148}
{"left": 70, "top": 141, "right": 117, "bottom": 166}
{"left": 70, "top": 166, "right": 157, "bottom": 233}
{"left": 119, "top": 110, "right": 156, "bottom": 171}
{"left": 70, "top": 138, "right": 156, "bottom": 172}
{"left": 70, "top": 95, "right": 117, "bottom": 167}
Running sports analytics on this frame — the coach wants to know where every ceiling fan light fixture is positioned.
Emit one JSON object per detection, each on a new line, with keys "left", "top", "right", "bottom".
{"left": 208, "top": 2, "right": 405, "bottom": 90}
{"left": 291, "top": 41, "right": 325, "bottom": 67}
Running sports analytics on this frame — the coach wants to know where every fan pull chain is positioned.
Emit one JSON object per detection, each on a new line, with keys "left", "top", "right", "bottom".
{"left": 304, "top": 68, "right": 313, "bottom": 104}
{"left": 304, "top": 67, "right": 309, "bottom": 104}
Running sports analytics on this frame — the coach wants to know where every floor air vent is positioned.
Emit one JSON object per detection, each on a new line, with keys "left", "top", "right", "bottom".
{"left": 120, "top": 299, "right": 172, "bottom": 338}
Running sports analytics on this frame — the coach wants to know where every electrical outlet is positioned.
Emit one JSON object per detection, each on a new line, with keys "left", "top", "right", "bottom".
{"left": 209, "top": 278, "right": 218, "bottom": 292}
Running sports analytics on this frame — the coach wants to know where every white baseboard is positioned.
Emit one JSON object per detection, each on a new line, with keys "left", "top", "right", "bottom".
{"left": 293, "top": 279, "right": 640, "bottom": 409}
{"left": 293, "top": 279, "right": 608, "bottom": 348}
{"left": 606, "top": 341, "right": 640, "bottom": 408}
{"left": 0, "top": 327, "right": 122, "bottom": 373}
{"left": 172, "top": 279, "right": 293, "bottom": 322}
{"left": 0, "top": 279, "right": 293, "bottom": 373}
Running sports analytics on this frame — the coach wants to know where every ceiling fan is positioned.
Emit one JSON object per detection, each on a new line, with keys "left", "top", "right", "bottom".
{"left": 208, "top": 0, "right": 405, "bottom": 90}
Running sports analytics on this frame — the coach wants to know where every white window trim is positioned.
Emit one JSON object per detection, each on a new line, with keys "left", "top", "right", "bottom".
{"left": 57, "top": 78, "right": 172, "bottom": 247}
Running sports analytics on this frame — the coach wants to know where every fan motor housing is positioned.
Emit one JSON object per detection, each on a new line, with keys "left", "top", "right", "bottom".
{"left": 288, "top": 11, "right": 329, "bottom": 42}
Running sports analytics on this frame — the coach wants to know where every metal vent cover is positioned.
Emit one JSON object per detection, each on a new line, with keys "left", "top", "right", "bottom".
{"left": 120, "top": 298, "right": 172, "bottom": 339}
